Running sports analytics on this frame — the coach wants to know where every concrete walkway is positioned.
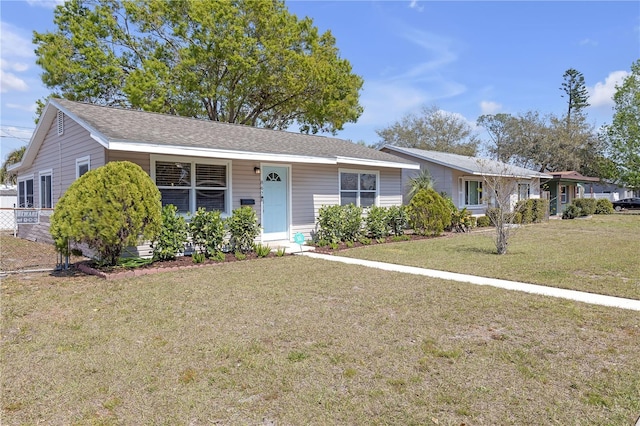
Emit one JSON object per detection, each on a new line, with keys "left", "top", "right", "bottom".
{"left": 300, "top": 252, "right": 640, "bottom": 312}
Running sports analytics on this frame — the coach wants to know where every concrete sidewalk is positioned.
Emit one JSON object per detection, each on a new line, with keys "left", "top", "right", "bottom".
{"left": 300, "top": 252, "right": 640, "bottom": 312}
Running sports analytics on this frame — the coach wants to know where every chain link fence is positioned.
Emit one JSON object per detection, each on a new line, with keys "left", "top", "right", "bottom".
{"left": 0, "top": 207, "right": 65, "bottom": 273}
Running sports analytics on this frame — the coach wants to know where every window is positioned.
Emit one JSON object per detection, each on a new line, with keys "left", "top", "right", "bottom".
{"left": 18, "top": 176, "right": 34, "bottom": 208}
{"left": 76, "top": 156, "right": 90, "bottom": 178}
{"left": 464, "top": 179, "right": 483, "bottom": 205}
{"left": 152, "top": 156, "right": 229, "bottom": 215}
{"left": 39, "top": 170, "right": 53, "bottom": 208}
{"left": 518, "top": 183, "right": 530, "bottom": 201}
{"left": 339, "top": 170, "right": 378, "bottom": 207}
{"left": 561, "top": 185, "right": 567, "bottom": 203}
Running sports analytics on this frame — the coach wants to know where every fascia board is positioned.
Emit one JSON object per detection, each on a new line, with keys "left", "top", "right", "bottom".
{"left": 107, "top": 141, "right": 337, "bottom": 164}
{"left": 336, "top": 156, "right": 420, "bottom": 169}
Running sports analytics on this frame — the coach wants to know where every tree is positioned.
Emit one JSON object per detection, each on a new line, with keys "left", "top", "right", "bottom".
{"left": 376, "top": 105, "right": 479, "bottom": 155}
{"left": 0, "top": 146, "right": 26, "bottom": 185}
{"left": 406, "top": 169, "right": 435, "bottom": 201}
{"left": 477, "top": 160, "right": 523, "bottom": 255}
{"left": 34, "top": 0, "right": 363, "bottom": 134}
{"left": 476, "top": 113, "right": 516, "bottom": 163}
{"left": 50, "top": 161, "right": 161, "bottom": 266}
{"left": 601, "top": 60, "right": 640, "bottom": 190}
{"left": 560, "top": 68, "right": 590, "bottom": 126}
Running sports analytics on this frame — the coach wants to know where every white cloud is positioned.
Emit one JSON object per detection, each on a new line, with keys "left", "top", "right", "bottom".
{"left": 589, "top": 70, "right": 629, "bottom": 107}
{"left": 579, "top": 38, "right": 598, "bottom": 47}
{"left": 0, "top": 21, "right": 35, "bottom": 58}
{"left": 0, "top": 70, "right": 29, "bottom": 93}
{"left": 25, "top": 0, "right": 65, "bottom": 9}
{"left": 408, "top": 1, "right": 424, "bottom": 12}
{"left": 6, "top": 103, "right": 38, "bottom": 113}
{"left": 480, "top": 101, "right": 502, "bottom": 115}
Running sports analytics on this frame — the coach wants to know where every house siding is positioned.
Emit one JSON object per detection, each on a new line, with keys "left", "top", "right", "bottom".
{"left": 17, "top": 115, "right": 105, "bottom": 243}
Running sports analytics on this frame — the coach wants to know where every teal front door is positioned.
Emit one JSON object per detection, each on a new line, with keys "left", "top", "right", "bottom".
{"left": 262, "top": 166, "right": 289, "bottom": 240}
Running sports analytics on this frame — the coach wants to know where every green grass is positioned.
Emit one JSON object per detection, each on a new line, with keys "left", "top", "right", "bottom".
{"left": 2, "top": 256, "right": 640, "bottom": 425}
{"left": 339, "top": 214, "right": 640, "bottom": 299}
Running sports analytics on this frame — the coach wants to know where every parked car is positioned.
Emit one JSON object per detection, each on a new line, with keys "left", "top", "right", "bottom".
{"left": 612, "top": 197, "right": 640, "bottom": 211}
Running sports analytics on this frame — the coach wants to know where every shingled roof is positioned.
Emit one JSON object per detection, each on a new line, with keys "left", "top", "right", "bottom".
{"left": 381, "top": 145, "right": 552, "bottom": 179}
{"left": 33, "top": 99, "right": 415, "bottom": 169}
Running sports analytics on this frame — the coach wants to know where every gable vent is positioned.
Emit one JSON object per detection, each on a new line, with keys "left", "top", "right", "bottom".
{"left": 57, "top": 110, "right": 64, "bottom": 136}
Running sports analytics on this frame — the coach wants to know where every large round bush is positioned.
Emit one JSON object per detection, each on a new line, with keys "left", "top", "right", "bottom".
{"left": 50, "top": 161, "right": 161, "bottom": 265}
{"left": 406, "top": 188, "right": 452, "bottom": 236}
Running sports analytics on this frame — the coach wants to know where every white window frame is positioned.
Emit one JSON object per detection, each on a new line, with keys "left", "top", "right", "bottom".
{"left": 39, "top": 169, "right": 53, "bottom": 209}
{"left": 151, "top": 154, "right": 232, "bottom": 216}
{"left": 560, "top": 185, "right": 567, "bottom": 204}
{"left": 460, "top": 177, "right": 485, "bottom": 207}
{"left": 518, "top": 182, "right": 530, "bottom": 201}
{"left": 17, "top": 174, "right": 34, "bottom": 208}
{"left": 76, "top": 155, "right": 90, "bottom": 178}
{"left": 338, "top": 168, "right": 379, "bottom": 208}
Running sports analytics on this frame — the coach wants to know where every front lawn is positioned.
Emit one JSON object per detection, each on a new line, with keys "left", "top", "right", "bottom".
{"left": 338, "top": 214, "right": 640, "bottom": 300}
{"left": 2, "top": 256, "right": 639, "bottom": 425}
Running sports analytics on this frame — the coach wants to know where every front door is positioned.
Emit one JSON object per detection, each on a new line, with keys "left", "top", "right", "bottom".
{"left": 262, "top": 165, "right": 289, "bottom": 241}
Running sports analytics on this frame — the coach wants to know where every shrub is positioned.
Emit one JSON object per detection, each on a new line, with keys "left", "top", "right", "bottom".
{"left": 152, "top": 204, "right": 189, "bottom": 261}
{"left": 562, "top": 204, "right": 583, "bottom": 219}
{"left": 50, "top": 161, "right": 161, "bottom": 266}
{"left": 450, "top": 207, "right": 474, "bottom": 233}
{"left": 531, "top": 198, "right": 549, "bottom": 223}
{"left": 234, "top": 251, "right": 246, "bottom": 260}
{"left": 476, "top": 216, "right": 492, "bottom": 227}
{"left": 595, "top": 199, "right": 614, "bottom": 214}
{"left": 189, "top": 208, "right": 226, "bottom": 258}
{"left": 365, "top": 205, "right": 389, "bottom": 239}
{"left": 227, "top": 206, "right": 260, "bottom": 253}
{"left": 406, "top": 189, "right": 452, "bottom": 236}
{"left": 341, "top": 204, "right": 364, "bottom": 242}
{"left": 275, "top": 247, "right": 287, "bottom": 257}
{"left": 192, "top": 252, "right": 206, "bottom": 263}
{"left": 573, "top": 198, "right": 597, "bottom": 216}
{"left": 316, "top": 205, "right": 343, "bottom": 244}
{"left": 515, "top": 200, "right": 534, "bottom": 224}
{"left": 386, "top": 205, "right": 407, "bottom": 236}
{"left": 315, "top": 204, "right": 363, "bottom": 243}
{"left": 254, "top": 243, "right": 272, "bottom": 257}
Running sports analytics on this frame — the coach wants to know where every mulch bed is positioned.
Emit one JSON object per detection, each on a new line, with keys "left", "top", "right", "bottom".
{"left": 70, "top": 231, "right": 467, "bottom": 279}
{"left": 75, "top": 251, "right": 288, "bottom": 280}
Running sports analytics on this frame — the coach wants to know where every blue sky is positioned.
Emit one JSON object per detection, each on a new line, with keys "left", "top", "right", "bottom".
{"left": 1, "top": 0, "right": 639, "bottom": 162}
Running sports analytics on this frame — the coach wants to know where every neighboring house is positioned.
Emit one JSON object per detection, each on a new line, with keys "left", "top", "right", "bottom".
{"left": 9, "top": 99, "right": 418, "bottom": 247}
{"left": 543, "top": 171, "right": 601, "bottom": 216}
{"left": 580, "top": 181, "right": 635, "bottom": 202}
{"left": 380, "top": 145, "right": 552, "bottom": 215}
{"left": 0, "top": 185, "right": 17, "bottom": 231}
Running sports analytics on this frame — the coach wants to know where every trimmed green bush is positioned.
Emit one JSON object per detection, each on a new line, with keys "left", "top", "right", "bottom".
{"left": 189, "top": 207, "right": 225, "bottom": 258}
{"left": 562, "top": 204, "right": 583, "bottom": 219}
{"left": 152, "top": 204, "right": 188, "bottom": 261}
{"left": 595, "top": 198, "right": 614, "bottom": 214}
{"left": 386, "top": 205, "right": 407, "bottom": 236}
{"left": 50, "top": 161, "right": 161, "bottom": 266}
{"left": 531, "top": 198, "right": 549, "bottom": 223}
{"left": 365, "top": 205, "right": 389, "bottom": 239}
{"left": 573, "top": 198, "right": 597, "bottom": 216}
{"left": 476, "top": 215, "right": 491, "bottom": 227}
{"left": 450, "top": 207, "right": 474, "bottom": 232}
{"left": 406, "top": 189, "right": 452, "bottom": 236}
{"left": 227, "top": 206, "right": 260, "bottom": 253}
{"left": 315, "top": 204, "right": 363, "bottom": 243}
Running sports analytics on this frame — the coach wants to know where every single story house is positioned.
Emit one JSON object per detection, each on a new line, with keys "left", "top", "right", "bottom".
{"left": 379, "top": 145, "right": 552, "bottom": 215}
{"left": 9, "top": 99, "right": 418, "bottom": 247}
{"left": 543, "top": 171, "right": 601, "bottom": 216}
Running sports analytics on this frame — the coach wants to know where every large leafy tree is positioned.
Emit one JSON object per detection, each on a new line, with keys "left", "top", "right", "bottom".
{"left": 476, "top": 113, "right": 516, "bottom": 163}
{"left": 560, "top": 68, "right": 590, "bottom": 126}
{"left": 602, "top": 60, "right": 640, "bottom": 190}
{"left": 376, "top": 105, "right": 479, "bottom": 155}
{"left": 34, "top": 0, "right": 363, "bottom": 134}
